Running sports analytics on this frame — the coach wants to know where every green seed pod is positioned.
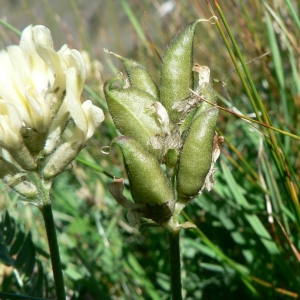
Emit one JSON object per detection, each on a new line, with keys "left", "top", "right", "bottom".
{"left": 179, "top": 82, "right": 216, "bottom": 136}
{"left": 104, "top": 74, "right": 162, "bottom": 157}
{"left": 113, "top": 136, "right": 175, "bottom": 222}
{"left": 129, "top": 66, "right": 159, "bottom": 99}
{"left": 194, "top": 82, "right": 216, "bottom": 117}
{"left": 160, "top": 20, "right": 200, "bottom": 123}
{"left": 180, "top": 107, "right": 198, "bottom": 137}
{"left": 107, "top": 51, "right": 159, "bottom": 99}
{"left": 177, "top": 107, "right": 218, "bottom": 201}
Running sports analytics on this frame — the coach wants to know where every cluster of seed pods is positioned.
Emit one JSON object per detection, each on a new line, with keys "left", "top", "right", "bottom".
{"left": 104, "top": 20, "right": 222, "bottom": 227}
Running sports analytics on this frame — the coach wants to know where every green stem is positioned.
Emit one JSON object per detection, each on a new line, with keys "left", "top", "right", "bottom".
{"left": 40, "top": 203, "right": 66, "bottom": 299}
{"left": 168, "top": 228, "right": 182, "bottom": 300}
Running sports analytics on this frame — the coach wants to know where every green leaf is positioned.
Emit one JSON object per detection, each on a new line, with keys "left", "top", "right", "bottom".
{"left": 14, "top": 233, "right": 34, "bottom": 269}
{"left": 0, "top": 240, "right": 13, "bottom": 266}
{"left": 9, "top": 230, "right": 26, "bottom": 256}
{"left": 221, "top": 161, "right": 280, "bottom": 255}
{"left": 29, "top": 260, "right": 44, "bottom": 295}
{"left": 4, "top": 211, "right": 16, "bottom": 245}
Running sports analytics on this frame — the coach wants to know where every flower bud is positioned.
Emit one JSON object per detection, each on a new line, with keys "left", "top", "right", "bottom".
{"left": 177, "top": 107, "right": 218, "bottom": 201}
{"left": 11, "top": 178, "right": 38, "bottom": 199}
{"left": 43, "top": 101, "right": 69, "bottom": 155}
{"left": 43, "top": 140, "right": 82, "bottom": 179}
{"left": 0, "top": 157, "right": 21, "bottom": 180}
{"left": 9, "top": 144, "right": 37, "bottom": 171}
{"left": 160, "top": 20, "right": 200, "bottom": 123}
{"left": 0, "top": 158, "right": 37, "bottom": 199}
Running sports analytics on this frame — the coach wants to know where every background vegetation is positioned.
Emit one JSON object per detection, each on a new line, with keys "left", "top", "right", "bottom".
{"left": 0, "top": 0, "right": 299, "bottom": 299}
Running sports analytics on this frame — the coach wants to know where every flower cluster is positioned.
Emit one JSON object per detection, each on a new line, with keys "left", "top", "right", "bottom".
{"left": 0, "top": 25, "right": 104, "bottom": 202}
{"left": 104, "top": 20, "right": 223, "bottom": 228}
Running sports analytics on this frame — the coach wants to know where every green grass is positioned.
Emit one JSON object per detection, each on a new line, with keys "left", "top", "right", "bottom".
{"left": 0, "top": 0, "right": 299, "bottom": 299}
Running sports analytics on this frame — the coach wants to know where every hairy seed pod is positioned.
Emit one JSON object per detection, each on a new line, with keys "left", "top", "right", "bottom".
{"left": 177, "top": 107, "right": 218, "bottom": 200}
{"left": 104, "top": 74, "right": 162, "bottom": 157}
{"left": 113, "top": 136, "right": 174, "bottom": 208}
{"left": 108, "top": 51, "right": 159, "bottom": 99}
{"left": 180, "top": 82, "right": 216, "bottom": 135}
{"left": 160, "top": 20, "right": 200, "bottom": 123}
{"left": 180, "top": 107, "right": 198, "bottom": 137}
{"left": 194, "top": 82, "right": 216, "bottom": 117}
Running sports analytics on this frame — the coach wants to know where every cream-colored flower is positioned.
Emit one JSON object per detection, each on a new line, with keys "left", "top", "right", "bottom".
{"left": 0, "top": 24, "right": 104, "bottom": 201}
{"left": 0, "top": 24, "right": 103, "bottom": 150}
{"left": 0, "top": 26, "right": 52, "bottom": 132}
{"left": 0, "top": 24, "right": 104, "bottom": 178}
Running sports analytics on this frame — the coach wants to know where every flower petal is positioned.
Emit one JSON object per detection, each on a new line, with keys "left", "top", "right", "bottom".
{"left": 0, "top": 27, "right": 51, "bottom": 131}
{"left": 66, "top": 67, "right": 87, "bottom": 134}
{"left": 31, "top": 25, "right": 65, "bottom": 93}
{"left": 0, "top": 100, "right": 22, "bottom": 149}
{"left": 59, "top": 47, "right": 86, "bottom": 95}
{"left": 20, "top": 25, "right": 50, "bottom": 92}
{"left": 81, "top": 100, "right": 104, "bottom": 141}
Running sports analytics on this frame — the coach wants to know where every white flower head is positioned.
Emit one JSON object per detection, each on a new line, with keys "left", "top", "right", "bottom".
{"left": 0, "top": 26, "right": 52, "bottom": 133}
{"left": 0, "top": 24, "right": 104, "bottom": 174}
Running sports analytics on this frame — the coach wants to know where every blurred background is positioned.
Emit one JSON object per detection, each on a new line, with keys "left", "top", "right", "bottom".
{"left": 0, "top": 0, "right": 299, "bottom": 299}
